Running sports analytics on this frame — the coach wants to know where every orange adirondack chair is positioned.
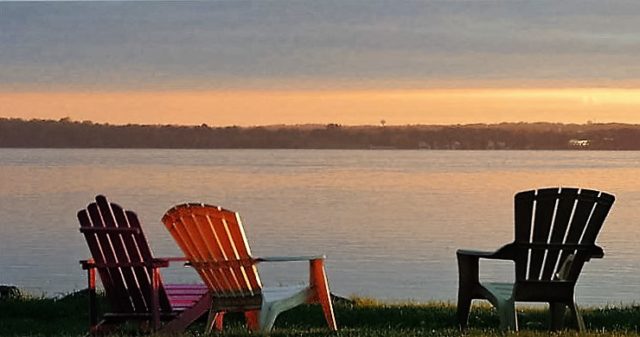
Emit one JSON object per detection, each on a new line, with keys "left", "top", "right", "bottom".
{"left": 162, "top": 203, "right": 338, "bottom": 333}
{"left": 78, "top": 196, "right": 211, "bottom": 334}
{"left": 456, "top": 188, "right": 615, "bottom": 331}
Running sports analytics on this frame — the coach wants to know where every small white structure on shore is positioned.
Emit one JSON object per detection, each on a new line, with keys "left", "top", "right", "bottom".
{"left": 569, "top": 139, "right": 590, "bottom": 147}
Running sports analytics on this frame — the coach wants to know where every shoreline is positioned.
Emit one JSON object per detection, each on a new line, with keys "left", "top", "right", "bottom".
{"left": 2, "top": 289, "right": 640, "bottom": 336}
{"left": 4, "top": 118, "right": 640, "bottom": 150}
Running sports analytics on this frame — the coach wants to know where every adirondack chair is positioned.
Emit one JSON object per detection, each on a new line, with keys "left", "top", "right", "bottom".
{"left": 78, "top": 195, "right": 211, "bottom": 334}
{"left": 456, "top": 187, "right": 615, "bottom": 331}
{"left": 162, "top": 203, "right": 338, "bottom": 333}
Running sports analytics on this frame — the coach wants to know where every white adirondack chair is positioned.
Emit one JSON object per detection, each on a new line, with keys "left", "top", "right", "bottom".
{"left": 162, "top": 203, "right": 337, "bottom": 333}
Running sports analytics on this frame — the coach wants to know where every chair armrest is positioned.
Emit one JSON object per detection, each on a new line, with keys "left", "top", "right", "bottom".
{"left": 457, "top": 249, "right": 500, "bottom": 258}
{"left": 185, "top": 256, "right": 326, "bottom": 269}
{"left": 457, "top": 244, "right": 516, "bottom": 261}
{"left": 150, "top": 258, "right": 172, "bottom": 268}
{"left": 80, "top": 259, "right": 96, "bottom": 270}
{"left": 188, "top": 258, "right": 258, "bottom": 268}
{"left": 255, "top": 256, "right": 331, "bottom": 299}
{"left": 589, "top": 245, "right": 605, "bottom": 259}
{"left": 157, "top": 256, "right": 190, "bottom": 262}
{"left": 456, "top": 244, "right": 515, "bottom": 287}
{"left": 255, "top": 255, "right": 325, "bottom": 262}
{"left": 156, "top": 256, "right": 193, "bottom": 266}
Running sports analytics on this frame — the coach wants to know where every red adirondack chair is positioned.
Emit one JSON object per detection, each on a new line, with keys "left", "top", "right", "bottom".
{"left": 78, "top": 195, "right": 211, "bottom": 334}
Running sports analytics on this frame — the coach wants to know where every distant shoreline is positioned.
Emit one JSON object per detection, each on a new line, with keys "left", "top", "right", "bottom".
{"left": 2, "top": 118, "right": 640, "bottom": 150}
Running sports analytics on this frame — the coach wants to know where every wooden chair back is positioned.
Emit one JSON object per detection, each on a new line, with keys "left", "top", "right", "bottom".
{"left": 162, "top": 204, "right": 263, "bottom": 300}
{"left": 78, "top": 195, "right": 172, "bottom": 313}
{"left": 513, "top": 188, "right": 615, "bottom": 283}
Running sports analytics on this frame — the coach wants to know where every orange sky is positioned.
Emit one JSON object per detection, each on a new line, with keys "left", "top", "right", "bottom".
{"left": 4, "top": 2, "right": 640, "bottom": 126}
{"left": 2, "top": 88, "right": 640, "bottom": 126}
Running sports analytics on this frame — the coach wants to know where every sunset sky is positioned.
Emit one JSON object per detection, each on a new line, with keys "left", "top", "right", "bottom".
{"left": 2, "top": 1, "right": 640, "bottom": 126}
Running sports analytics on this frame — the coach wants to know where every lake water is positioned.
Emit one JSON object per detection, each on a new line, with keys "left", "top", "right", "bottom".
{"left": 1, "top": 149, "right": 639, "bottom": 306}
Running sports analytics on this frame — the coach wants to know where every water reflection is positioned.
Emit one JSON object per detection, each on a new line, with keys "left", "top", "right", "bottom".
{"left": 0, "top": 149, "right": 637, "bottom": 304}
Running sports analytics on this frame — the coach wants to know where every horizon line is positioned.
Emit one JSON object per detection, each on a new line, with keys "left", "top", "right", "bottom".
{"left": 5, "top": 117, "right": 639, "bottom": 129}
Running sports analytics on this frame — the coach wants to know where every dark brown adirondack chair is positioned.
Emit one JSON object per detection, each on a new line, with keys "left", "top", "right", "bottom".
{"left": 78, "top": 195, "right": 211, "bottom": 334}
{"left": 456, "top": 188, "right": 615, "bottom": 331}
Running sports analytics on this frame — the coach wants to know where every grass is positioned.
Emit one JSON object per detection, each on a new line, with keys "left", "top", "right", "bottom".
{"left": 1, "top": 291, "right": 640, "bottom": 336}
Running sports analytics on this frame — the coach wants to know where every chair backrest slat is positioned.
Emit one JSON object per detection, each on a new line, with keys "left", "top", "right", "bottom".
{"left": 193, "top": 210, "right": 243, "bottom": 293}
{"left": 581, "top": 193, "right": 615, "bottom": 244}
{"left": 171, "top": 214, "right": 224, "bottom": 294}
{"left": 85, "top": 202, "right": 134, "bottom": 312}
{"left": 79, "top": 209, "right": 128, "bottom": 312}
{"left": 123, "top": 208, "right": 172, "bottom": 311}
{"left": 227, "top": 212, "right": 262, "bottom": 294}
{"left": 163, "top": 204, "right": 263, "bottom": 298}
{"left": 110, "top": 205, "right": 152, "bottom": 311}
{"left": 554, "top": 190, "right": 598, "bottom": 280}
{"left": 564, "top": 190, "right": 598, "bottom": 244}
{"left": 540, "top": 188, "right": 578, "bottom": 280}
{"left": 95, "top": 197, "right": 148, "bottom": 312}
{"left": 183, "top": 210, "right": 236, "bottom": 295}
{"left": 514, "top": 190, "right": 535, "bottom": 280}
{"left": 513, "top": 188, "right": 614, "bottom": 283}
{"left": 79, "top": 196, "right": 172, "bottom": 313}
{"left": 528, "top": 188, "right": 559, "bottom": 280}
{"left": 197, "top": 210, "right": 253, "bottom": 295}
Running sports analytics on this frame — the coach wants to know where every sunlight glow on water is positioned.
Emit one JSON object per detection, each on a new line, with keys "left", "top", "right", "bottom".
{"left": 0, "top": 149, "right": 639, "bottom": 305}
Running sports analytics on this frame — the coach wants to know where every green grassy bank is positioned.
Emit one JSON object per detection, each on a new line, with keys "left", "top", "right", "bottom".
{"left": 1, "top": 291, "right": 639, "bottom": 336}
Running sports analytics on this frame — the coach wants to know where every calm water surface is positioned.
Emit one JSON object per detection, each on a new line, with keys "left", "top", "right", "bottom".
{"left": 1, "top": 149, "right": 639, "bottom": 305}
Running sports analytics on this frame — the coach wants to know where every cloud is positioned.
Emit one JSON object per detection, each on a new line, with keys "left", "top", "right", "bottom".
{"left": 2, "top": 0, "right": 640, "bottom": 90}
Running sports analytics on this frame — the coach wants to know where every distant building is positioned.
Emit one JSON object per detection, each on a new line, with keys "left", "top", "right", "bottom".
{"left": 569, "top": 139, "right": 590, "bottom": 148}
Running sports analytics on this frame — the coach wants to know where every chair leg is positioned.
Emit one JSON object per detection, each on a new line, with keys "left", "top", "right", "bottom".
{"left": 150, "top": 268, "right": 161, "bottom": 331}
{"left": 497, "top": 298, "right": 518, "bottom": 331}
{"left": 456, "top": 291, "right": 473, "bottom": 330}
{"left": 259, "top": 289, "right": 310, "bottom": 333}
{"left": 310, "top": 259, "right": 337, "bottom": 330}
{"left": 456, "top": 253, "right": 480, "bottom": 330}
{"left": 205, "top": 310, "right": 224, "bottom": 334}
{"left": 87, "top": 267, "right": 98, "bottom": 332}
{"left": 549, "top": 302, "right": 566, "bottom": 331}
{"left": 215, "top": 312, "right": 225, "bottom": 331}
{"left": 568, "top": 301, "right": 586, "bottom": 332}
{"left": 258, "top": 303, "right": 278, "bottom": 333}
{"left": 244, "top": 310, "right": 260, "bottom": 331}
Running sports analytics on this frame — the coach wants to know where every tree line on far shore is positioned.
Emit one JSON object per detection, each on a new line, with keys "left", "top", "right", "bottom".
{"left": 1, "top": 117, "right": 640, "bottom": 150}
